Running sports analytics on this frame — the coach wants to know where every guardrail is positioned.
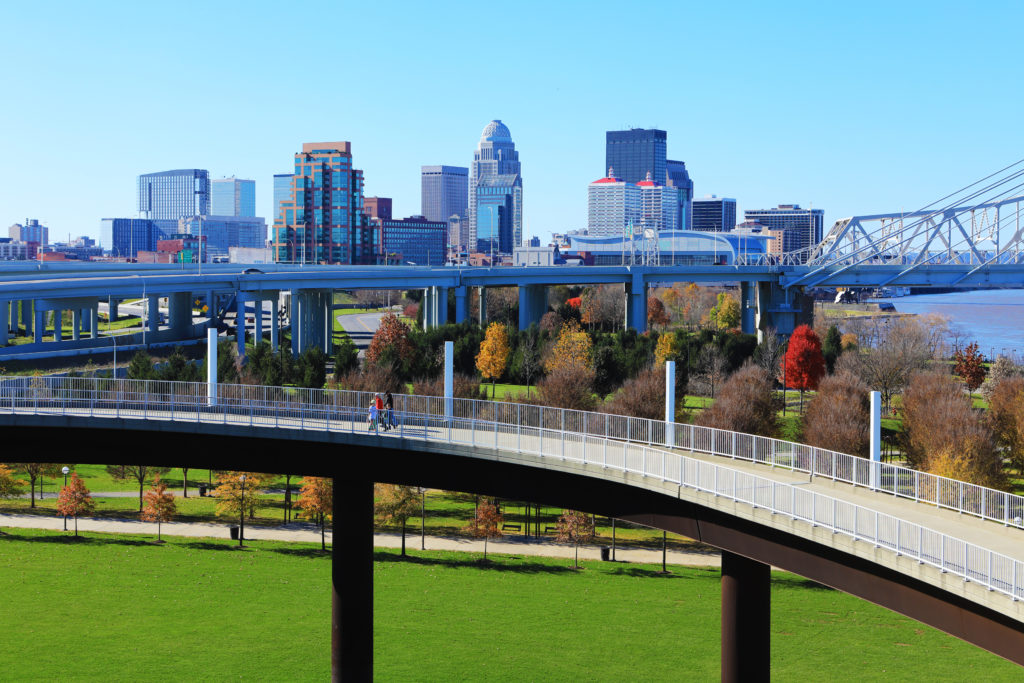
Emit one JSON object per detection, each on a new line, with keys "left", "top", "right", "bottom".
{"left": 0, "top": 376, "right": 1023, "bottom": 603}
{"left": 2, "top": 376, "right": 1022, "bottom": 531}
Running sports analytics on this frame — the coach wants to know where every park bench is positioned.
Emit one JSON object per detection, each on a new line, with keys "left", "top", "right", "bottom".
{"left": 501, "top": 523, "right": 521, "bottom": 532}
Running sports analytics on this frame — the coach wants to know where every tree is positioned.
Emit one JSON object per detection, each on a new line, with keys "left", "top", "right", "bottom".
{"left": 295, "top": 345, "right": 328, "bottom": 388}
{"left": 8, "top": 463, "right": 61, "bottom": 508}
{"left": 296, "top": 476, "right": 333, "bottom": 551}
{"left": 706, "top": 292, "right": 741, "bottom": 330}
{"left": 464, "top": 498, "right": 503, "bottom": 561}
{"left": 531, "top": 365, "right": 597, "bottom": 411}
{"left": 476, "top": 322, "right": 511, "bottom": 398}
{"left": 695, "top": 363, "right": 778, "bottom": 438}
{"left": 516, "top": 326, "right": 542, "bottom": 396}
{"left": 604, "top": 366, "right": 685, "bottom": 422}
{"left": 105, "top": 465, "right": 171, "bottom": 512}
{"left": 752, "top": 328, "right": 784, "bottom": 381}
{"left": 855, "top": 317, "right": 932, "bottom": 410}
{"left": 158, "top": 347, "right": 201, "bottom": 382}
{"left": 580, "top": 285, "right": 621, "bottom": 331}
{"left": 333, "top": 335, "right": 360, "bottom": 379}
{"left": 981, "top": 355, "right": 1023, "bottom": 400}
{"left": 141, "top": 474, "right": 177, "bottom": 542}
{"left": 56, "top": 473, "right": 95, "bottom": 537}
{"left": 782, "top": 325, "right": 825, "bottom": 412}
{"left": 801, "top": 370, "right": 870, "bottom": 457}
{"left": 374, "top": 483, "right": 420, "bottom": 557}
{"left": 821, "top": 325, "right": 842, "bottom": 374}
{"left": 213, "top": 471, "right": 272, "bottom": 522}
{"left": 647, "top": 297, "right": 670, "bottom": 329}
{"left": 0, "top": 464, "right": 26, "bottom": 534}
{"left": 365, "top": 312, "right": 414, "bottom": 371}
{"left": 952, "top": 342, "right": 986, "bottom": 393}
{"left": 655, "top": 331, "right": 684, "bottom": 365}
{"left": 988, "top": 377, "right": 1024, "bottom": 474}
{"left": 555, "top": 509, "right": 595, "bottom": 569}
{"left": 694, "top": 344, "right": 729, "bottom": 400}
{"left": 127, "top": 350, "right": 157, "bottom": 380}
{"left": 545, "top": 319, "right": 592, "bottom": 372}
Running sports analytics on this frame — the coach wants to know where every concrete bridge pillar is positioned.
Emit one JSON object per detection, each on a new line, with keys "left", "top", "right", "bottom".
{"left": 254, "top": 299, "right": 264, "bottom": 344}
{"left": 270, "top": 298, "right": 280, "bottom": 351}
{"left": 52, "top": 308, "right": 62, "bottom": 342}
{"left": 740, "top": 282, "right": 757, "bottom": 335}
{"left": 435, "top": 286, "right": 448, "bottom": 327}
{"left": 33, "top": 308, "right": 43, "bottom": 344}
{"left": 168, "top": 292, "right": 192, "bottom": 340}
{"left": 624, "top": 274, "right": 647, "bottom": 332}
{"left": 321, "top": 291, "right": 332, "bottom": 354}
{"left": 21, "top": 300, "right": 33, "bottom": 336}
{"left": 291, "top": 292, "right": 302, "bottom": 356}
{"left": 236, "top": 295, "right": 248, "bottom": 357}
{"left": 518, "top": 284, "right": 546, "bottom": 331}
{"left": 108, "top": 299, "right": 118, "bottom": 325}
{"left": 72, "top": 309, "right": 81, "bottom": 341}
{"left": 147, "top": 295, "right": 160, "bottom": 335}
{"left": 332, "top": 476, "right": 373, "bottom": 681}
{"left": 0, "top": 301, "right": 8, "bottom": 346}
{"left": 477, "top": 287, "right": 487, "bottom": 326}
{"left": 90, "top": 306, "right": 99, "bottom": 339}
{"left": 755, "top": 282, "right": 800, "bottom": 339}
{"left": 454, "top": 286, "right": 468, "bottom": 324}
{"left": 721, "top": 550, "right": 770, "bottom": 683}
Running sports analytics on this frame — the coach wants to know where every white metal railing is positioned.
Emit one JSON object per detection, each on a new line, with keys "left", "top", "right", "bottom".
{"left": 0, "top": 375, "right": 1023, "bottom": 603}
{"left": 2, "top": 376, "right": 1023, "bottom": 530}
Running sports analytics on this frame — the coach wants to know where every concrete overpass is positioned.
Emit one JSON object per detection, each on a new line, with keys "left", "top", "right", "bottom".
{"left": 3, "top": 376, "right": 1024, "bottom": 680}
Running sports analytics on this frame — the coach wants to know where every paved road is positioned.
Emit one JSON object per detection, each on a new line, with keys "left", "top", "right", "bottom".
{"left": 336, "top": 312, "right": 386, "bottom": 355}
{"left": 0, "top": 512, "right": 720, "bottom": 565}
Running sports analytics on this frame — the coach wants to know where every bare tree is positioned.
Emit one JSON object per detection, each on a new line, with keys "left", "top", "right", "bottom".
{"left": 801, "top": 370, "right": 870, "bottom": 457}
{"left": 693, "top": 344, "right": 729, "bottom": 400}
{"left": 695, "top": 363, "right": 778, "bottom": 437}
{"left": 857, "top": 317, "right": 933, "bottom": 409}
{"left": 752, "top": 327, "right": 784, "bottom": 381}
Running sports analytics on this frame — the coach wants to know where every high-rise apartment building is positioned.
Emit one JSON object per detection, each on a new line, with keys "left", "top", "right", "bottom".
{"left": 421, "top": 165, "right": 468, "bottom": 226}
{"left": 587, "top": 168, "right": 640, "bottom": 238}
{"left": 364, "top": 197, "right": 393, "bottom": 220}
{"left": 469, "top": 121, "right": 522, "bottom": 253}
{"left": 606, "top": 129, "right": 667, "bottom": 186}
{"left": 637, "top": 172, "right": 679, "bottom": 233}
{"left": 8, "top": 219, "right": 48, "bottom": 246}
{"left": 138, "top": 169, "right": 209, "bottom": 221}
{"left": 272, "top": 142, "right": 375, "bottom": 264}
{"left": 743, "top": 204, "right": 824, "bottom": 259}
{"left": 273, "top": 174, "right": 292, "bottom": 223}
{"left": 210, "top": 177, "right": 256, "bottom": 217}
{"left": 692, "top": 196, "right": 737, "bottom": 232}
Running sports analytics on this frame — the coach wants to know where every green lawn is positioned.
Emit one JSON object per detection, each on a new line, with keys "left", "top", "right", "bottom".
{"left": 0, "top": 530, "right": 1014, "bottom": 680}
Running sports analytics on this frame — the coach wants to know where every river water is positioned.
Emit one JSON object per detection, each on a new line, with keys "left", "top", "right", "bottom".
{"left": 876, "top": 289, "right": 1024, "bottom": 359}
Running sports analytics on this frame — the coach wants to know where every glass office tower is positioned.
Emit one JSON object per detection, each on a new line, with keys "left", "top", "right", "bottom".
{"left": 138, "top": 169, "right": 209, "bottom": 221}
{"left": 605, "top": 129, "right": 667, "bottom": 186}
{"left": 421, "top": 165, "right": 469, "bottom": 225}
{"left": 210, "top": 177, "right": 256, "bottom": 217}
{"left": 692, "top": 196, "right": 737, "bottom": 232}
{"left": 469, "top": 121, "right": 522, "bottom": 252}
{"left": 273, "top": 174, "right": 292, "bottom": 224}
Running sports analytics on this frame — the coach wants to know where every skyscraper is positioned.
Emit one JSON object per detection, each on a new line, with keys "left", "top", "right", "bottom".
{"left": 421, "top": 165, "right": 469, "bottom": 225}
{"left": 272, "top": 142, "right": 375, "bottom": 264}
{"left": 692, "top": 196, "right": 737, "bottom": 232}
{"left": 469, "top": 120, "right": 522, "bottom": 253}
{"left": 210, "top": 177, "right": 256, "bottom": 217}
{"left": 273, "top": 173, "right": 292, "bottom": 224}
{"left": 138, "top": 169, "right": 209, "bottom": 220}
{"left": 666, "top": 160, "right": 694, "bottom": 230}
{"left": 605, "top": 129, "right": 667, "bottom": 185}
{"left": 637, "top": 172, "right": 679, "bottom": 233}
{"left": 743, "top": 204, "right": 824, "bottom": 259}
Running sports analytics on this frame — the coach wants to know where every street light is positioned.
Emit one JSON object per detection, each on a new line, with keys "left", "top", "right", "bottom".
{"left": 61, "top": 466, "right": 70, "bottom": 531}
{"left": 238, "top": 474, "right": 246, "bottom": 548}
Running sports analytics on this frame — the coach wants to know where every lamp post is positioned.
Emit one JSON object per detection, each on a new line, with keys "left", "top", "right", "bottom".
{"left": 61, "top": 466, "right": 70, "bottom": 531}
{"left": 238, "top": 474, "right": 246, "bottom": 547}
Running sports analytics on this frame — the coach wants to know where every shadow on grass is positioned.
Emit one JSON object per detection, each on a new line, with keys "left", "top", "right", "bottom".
{"left": 607, "top": 565, "right": 694, "bottom": 580}
{"left": 0, "top": 532, "right": 151, "bottom": 547}
{"left": 374, "top": 550, "right": 578, "bottom": 575}
{"left": 771, "top": 575, "right": 835, "bottom": 591}
{"left": 180, "top": 541, "right": 245, "bottom": 552}
{"left": 267, "top": 546, "right": 332, "bottom": 558}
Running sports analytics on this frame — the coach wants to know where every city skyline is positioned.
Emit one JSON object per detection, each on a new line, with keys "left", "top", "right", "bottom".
{"left": 3, "top": 2, "right": 1023, "bottom": 246}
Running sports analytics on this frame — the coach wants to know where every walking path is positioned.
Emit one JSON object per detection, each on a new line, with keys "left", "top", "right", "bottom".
{"left": 0, "top": 513, "right": 721, "bottom": 566}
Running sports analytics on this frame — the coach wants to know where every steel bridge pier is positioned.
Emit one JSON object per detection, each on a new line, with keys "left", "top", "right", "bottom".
{"left": 721, "top": 551, "right": 770, "bottom": 682}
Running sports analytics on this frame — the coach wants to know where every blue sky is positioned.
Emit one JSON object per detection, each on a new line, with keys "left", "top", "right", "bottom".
{"left": 2, "top": 0, "right": 1022, "bottom": 244}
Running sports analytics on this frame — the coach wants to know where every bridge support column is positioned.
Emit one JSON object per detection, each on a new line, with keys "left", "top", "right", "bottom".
{"left": 435, "top": 286, "right": 448, "bottom": 327}
{"left": 721, "top": 550, "right": 770, "bottom": 683}
{"left": 454, "top": 287, "right": 468, "bottom": 324}
{"left": 72, "top": 309, "right": 81, "bottom": 341}
{"left": 0, "top": 301, "right": 8, "bottom": 346}
{"left": 624, "top": 274, "right": 647, "bottom": 332}
{"left": 740, "top": 282, "right": 757, "bottom": 335}
{"left": 22, "top": 299, "right": 33, "bottom": 336}
{"left": 518, "top": 284, "right": 546, "bottom": 331}
{"left": 52, "top": 308, "right": 62, "bottom": 342}
{"left": 236, "top": 296, "right": 247, "bottom": 357}
{"left": 332, "top": 476, "right": 373, "bottom": 682}
{"left": 254, "top": 299, "right": 264, "bottom": 344}
{"left": 169, "top": 292, "right": 192, "bottom": 341}
{"left": 322, "top": 291, "right": 332, "bottom": 354}
{"left": 754, "top": 282, "right": 799, "bottom": 338}
{"left": 270, "top": 298, "right": 280, "bottom": 351}
{"left": 108, "top": 299, "right": 118, "bottom": 326}
{"left": 477, "top": 287, "right": 487, "bottom": 326}
{"left": 33, "top": 308, "right": 43, "bottom": 344}
{"left": 90, "top": 306, "right": 99, "bottom": 339}
{"left": 147, "top": 295, "right": 160, "bottom": 335}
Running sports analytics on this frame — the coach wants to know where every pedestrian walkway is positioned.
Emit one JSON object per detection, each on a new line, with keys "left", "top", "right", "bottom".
{"left": 0, "top": 513, "right": 721, "bottom": 566}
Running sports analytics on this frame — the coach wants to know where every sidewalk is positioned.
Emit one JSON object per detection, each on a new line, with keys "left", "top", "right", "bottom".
{"left": 0, "top": 513, "right": 721, "bottom": 567}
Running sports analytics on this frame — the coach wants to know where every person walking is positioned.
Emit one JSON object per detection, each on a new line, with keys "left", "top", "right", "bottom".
{"left": 367, "top": 401, "right": 379, "bottom": 432}
{"left": 384, "top": 391, "right": 395, "bottom": 431}
{"left": 374, "top": 393, "right": 385, "bottom": 431}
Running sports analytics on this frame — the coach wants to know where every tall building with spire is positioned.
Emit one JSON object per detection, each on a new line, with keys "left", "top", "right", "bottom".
{"left": 469, "top": 120, "right": 522, "bottom": 253}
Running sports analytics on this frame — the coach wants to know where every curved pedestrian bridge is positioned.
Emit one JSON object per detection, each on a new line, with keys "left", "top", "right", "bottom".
{"left": 2, "top": 376, "right": 1023, "bottom": 678}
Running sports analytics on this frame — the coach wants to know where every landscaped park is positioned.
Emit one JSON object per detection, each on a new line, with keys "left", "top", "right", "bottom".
{"left": 3, "top": 283, "right": 1024, "bottom": 678}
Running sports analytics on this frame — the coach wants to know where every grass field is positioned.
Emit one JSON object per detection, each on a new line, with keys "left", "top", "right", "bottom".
{"left": 1, "top": 530, "right": 1016, "bottom": 681}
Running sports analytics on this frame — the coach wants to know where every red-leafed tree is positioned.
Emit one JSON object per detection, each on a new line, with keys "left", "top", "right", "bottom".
{"left": 953, "top": 342, "right": 987, "bottom": 393}
{"left": 783, "top": 325, "right": 826, "bottom": 413}
{"left": 141, "top": 474, "right": 177, "bottom": 543}
{"left": 565, "top": 297, "right": 582, "bottom": 309}
{"left": 647, "top": 297, "right": 670, "bottom": 329}
{"left": 56, "top": 473, "right": 95, "bottom": 537}
{"left": 465, "top": 498, "right": 503, "bottom": 561}
{"left": 365, "top": 312, "right": 414, "bottom": 369}
{"left": 555, "top": 509, "right": 596, "bottom": 569}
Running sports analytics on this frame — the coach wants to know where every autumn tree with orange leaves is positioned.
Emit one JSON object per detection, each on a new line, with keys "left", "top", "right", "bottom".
{"left": 365, "top": 312, "right": 414, "bottom": 371}
{"left": 953, "top": 342, "right": 987, "bottom": 393}
{"left": 374, "top": 483, "right": 420, "bottom": 557}
{"left": 141, "top": 474, "right": 177, "bottom": 542}
{"left": 56, "top": 473, "right": 94, "bottom": 537}
{"left": 0, "top": 464, "right": 26, "bottom": 535}
{"left": 465, "top": 498, "right": 503, "bottom": 561}
{"left": 647, "top": 296, "right": 670, "bottom": 329}
{"left": 476, "top": 322, "right": 511, "bottom": 398}
{"left": 296, "top": 476, "right": 333, "bottom": 550}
